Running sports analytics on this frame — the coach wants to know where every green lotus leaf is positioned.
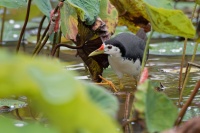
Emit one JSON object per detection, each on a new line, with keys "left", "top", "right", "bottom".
{"left": 145, "top": 3, "right": 195, "bottom": 38}
{"left": 0, "top": 0, "right": 27, "bottom": 8}
{"left": 134, "top": 80, "right": 178, "bottom": 132}
{"left": 66, "top": 0, "right": 100, "bottom": 25}
{"left": 150, "top": 41, "right": 200, "bottom": 56}
{"left": 0, "top": 99, "right": 27, "bottom": 109}
{"left": 33, "top": 0, "right": 52, "bottom": 19}
{"left": 4, "top": 5, "right": 44, "bottom": 21}
{"left": 0, "top": 50, "right": 121, "bottom": 133}
{"left": 84, "top": 82, "right": 119, "bottom": 118}
{"left": 145, "top": 80, "right": 178, "bottom": 133}
{"left": 0, "top": 117, "right": 59, "bottom": 133}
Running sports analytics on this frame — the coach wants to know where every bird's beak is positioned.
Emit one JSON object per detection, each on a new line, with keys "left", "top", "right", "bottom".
{"left": 89, "top": 44, "right": 105, "bottom": 57}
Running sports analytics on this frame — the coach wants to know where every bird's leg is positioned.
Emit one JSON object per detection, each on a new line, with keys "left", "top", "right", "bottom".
{"left": 96, "top": 75, "right": 118, "bottom": 92}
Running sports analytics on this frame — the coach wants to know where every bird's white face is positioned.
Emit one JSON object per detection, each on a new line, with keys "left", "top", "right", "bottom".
{"left": 103, "top": 44, "right": 121, "bottom": 55}
{"left": 89, "top": 43, "right": 121, "bottom": 57}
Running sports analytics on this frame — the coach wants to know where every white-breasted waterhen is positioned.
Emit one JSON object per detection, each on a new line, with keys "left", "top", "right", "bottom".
{"left": 89, "top": 29, "right": 148, "bottom": 89}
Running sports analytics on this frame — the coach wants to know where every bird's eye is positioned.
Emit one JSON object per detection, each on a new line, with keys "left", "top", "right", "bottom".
{"left": 108, "top": 45, "right": 112, "bottom": 49}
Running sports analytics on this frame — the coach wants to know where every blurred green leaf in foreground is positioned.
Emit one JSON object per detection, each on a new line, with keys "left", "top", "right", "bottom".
{"left": 0, "top": 50, "right": 121, "bottom": 133}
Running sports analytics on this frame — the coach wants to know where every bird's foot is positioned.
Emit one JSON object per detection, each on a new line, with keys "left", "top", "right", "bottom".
{"left": 96, "top": 75, "right": 118, "bottom": 92}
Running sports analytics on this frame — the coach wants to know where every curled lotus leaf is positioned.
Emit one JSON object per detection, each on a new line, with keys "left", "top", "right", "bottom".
{"left": 109, "top": 0, "right": 149, "bottom": 33}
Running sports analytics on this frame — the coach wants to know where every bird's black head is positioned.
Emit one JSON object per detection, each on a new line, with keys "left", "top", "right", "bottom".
{"left": 105, "top": 39, "right": 126, "bottom": 57}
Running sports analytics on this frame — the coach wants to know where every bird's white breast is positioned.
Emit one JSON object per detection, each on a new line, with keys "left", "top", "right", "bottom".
{"left": 108, "top": 55, "right": 141, "bottom": 79}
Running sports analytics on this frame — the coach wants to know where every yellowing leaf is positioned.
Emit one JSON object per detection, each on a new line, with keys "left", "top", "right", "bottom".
{"left": 143, "top": 0, "right": 173, "bottom": 9}
{"left": 99, "top": 0, "right": 118, "bottom": 34}
{"left": 109, "top": 0, "right": 149, "bottom": 33}
{"left": 145, "top": 3, "right": 195, "bottom": 38}
{"left": 60, "top": 2, "right": 78, "bottom": 41}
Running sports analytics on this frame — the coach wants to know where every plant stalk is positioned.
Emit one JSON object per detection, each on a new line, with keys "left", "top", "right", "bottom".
{"left": 178, "top": 42, "right": 199, "bottom": 104}
{"left": 141, "top": 30, "right": 154, "bottom": 72}
{"left": 124, "top": 93, "right": 131, "bottom": 133}
{"left": 56, "top": 30, "right": 62, "bottom": 58}
{"left": 16, "top": 0, "right": 32, "bottom": 52}
{"left": 178, "top": 2, "right": 197, "bottom": 103}
{"left": 37, "top": 15, "right": 46, "bottom": 43}
{"left": 33, "top": 1, "right": 63, "bottom": 56}
{"left": 32, "top": 22, "right": 50, "bottom": 55}
{"left": 52, "top": 32, "right": 58, "bottom": 52}
{"left": 178, "top": 38, "right": 187, "bottom": 92}
{"left": 0, "top": 7, "right": 7, "bottom": 45}
{"left": 51, "top": 43, "right": 83, "bottom": 57}
{"left": 34, "top": 35, "right": 49, "bottom": 56}
{"left": 175, "top": 80, "right": 200, "bottom": 126}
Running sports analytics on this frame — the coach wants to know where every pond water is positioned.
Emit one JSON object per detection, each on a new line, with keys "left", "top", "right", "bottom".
{"left": 58, "top": 46, "right": 200, "bottom": 125}
{"left": 1, "top": 41, "right": 200, "bottom": 131}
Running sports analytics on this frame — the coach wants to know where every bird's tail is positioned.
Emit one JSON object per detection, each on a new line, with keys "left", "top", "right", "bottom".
{"left": 136, "top": 28, "right": 147, "bottom": 41}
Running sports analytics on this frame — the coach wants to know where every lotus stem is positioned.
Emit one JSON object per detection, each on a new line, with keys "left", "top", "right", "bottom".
{"left": 175, "top": 80, "right": 200, "bottom": 126}
{"left": 51, "top": 43, "right": 83, "bottom": 57}
{"left": 178, "top": 2, "right": 197, "bottom": 102}
{"left": 56, "top": 30, "right": 62, "bottom": 58}
{"left": 32, "top": 22, "right": 50, "bottom": 55}
{"left": 52, "top": 32, "right": 58, "bottom": 52}
{"left": 37, "top": 15, "right": 46, "bottom": 43}
{"left": 141, "top": 29, "right": 154, "bottom": 72}
{"left": 124, "top": 93, "right": 131, "bottom": 133}
{"left": 0, "top": 7, "right": 7, "bottom": 45}
{"left": 178, "top": 38, "right": 187, "bottom": 92}
{"left": 16, "top": 0, "right": 32, "bottom": 53}
{"left": 178, "top": 42, "right": 199, "bottom": 104}
{"left": 33, "top": 35, "right": 49, "bottom": 56}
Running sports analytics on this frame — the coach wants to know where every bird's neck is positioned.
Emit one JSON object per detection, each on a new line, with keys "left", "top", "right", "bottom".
{"left": 109, "top": 52, "right": 122, "bottom": 58}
